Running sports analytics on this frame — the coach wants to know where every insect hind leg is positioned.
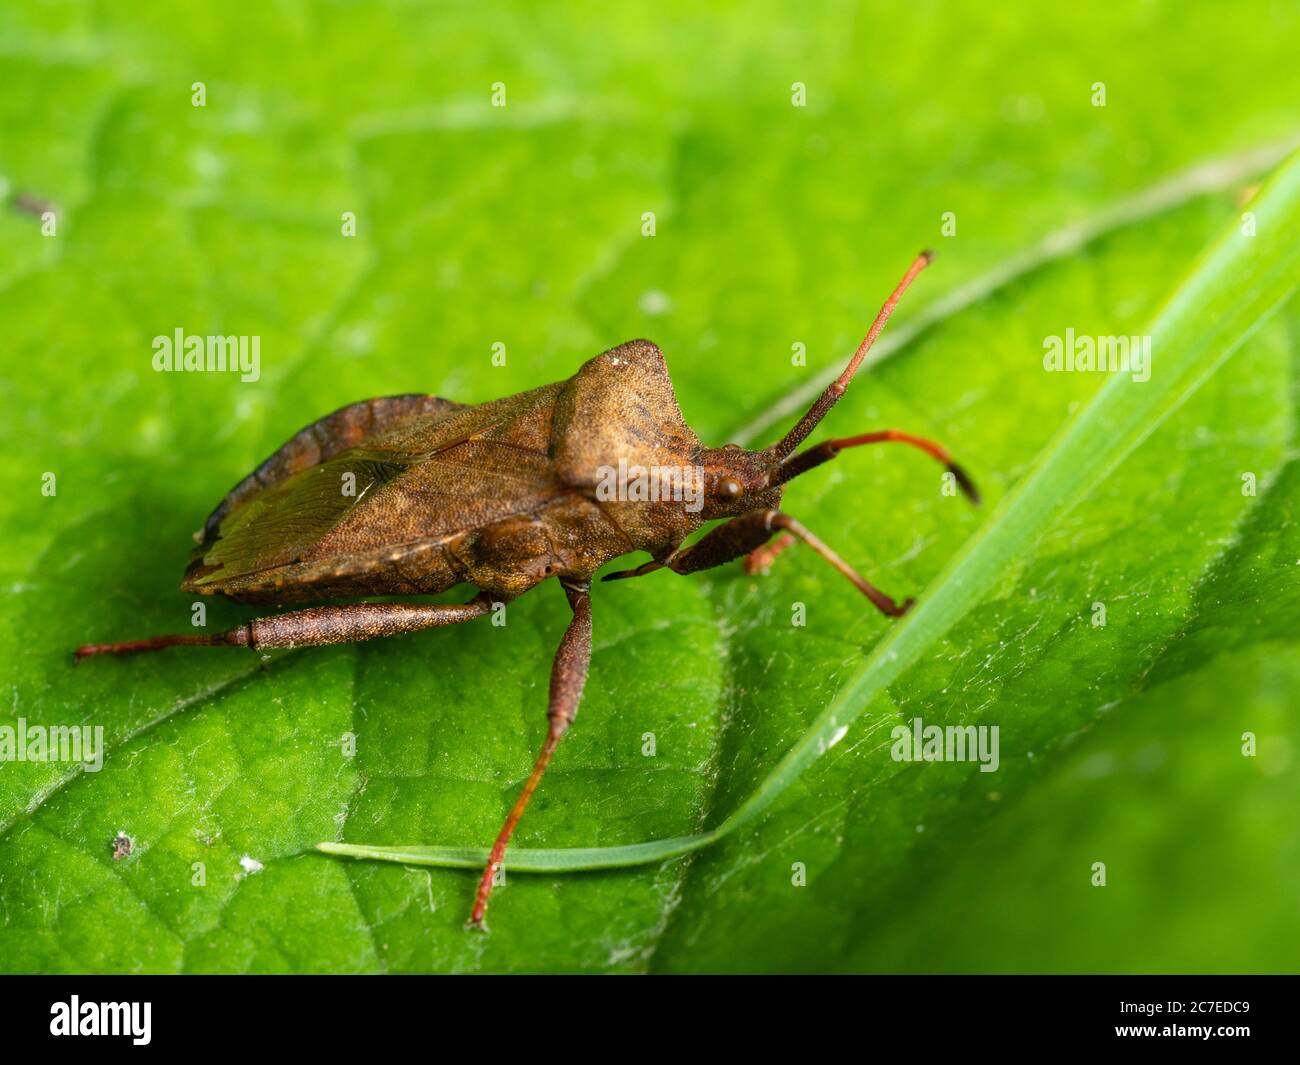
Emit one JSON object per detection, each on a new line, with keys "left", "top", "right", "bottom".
{"left": 75, "top": 594, "right": 496, "bottom": 660}
{"left": 74, "top": 630, "right": 250, "bottom": 660}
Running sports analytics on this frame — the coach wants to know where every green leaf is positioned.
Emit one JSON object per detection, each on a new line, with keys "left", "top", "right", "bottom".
{"left": 2, "top": 1, "right": 1299, "bottom": 973}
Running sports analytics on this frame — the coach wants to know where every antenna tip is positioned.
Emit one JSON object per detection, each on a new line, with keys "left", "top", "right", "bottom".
{"left": 947, "top": 462, "right": 980, "bottom": 505}
{"left": 919, "top": 248, "right": 936, "bottom": 264}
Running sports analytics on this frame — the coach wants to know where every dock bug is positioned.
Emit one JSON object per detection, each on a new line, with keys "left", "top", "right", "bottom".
{"left": 77, "top": 251, "right": 976, "bottom": 926}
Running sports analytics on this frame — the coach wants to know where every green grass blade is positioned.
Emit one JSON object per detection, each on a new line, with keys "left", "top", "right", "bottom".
{"left": 319, "top": 148, "right": 1300, "bottom": 874}
{"left": 317, "top": 835, "right": 714, "bottom": 872}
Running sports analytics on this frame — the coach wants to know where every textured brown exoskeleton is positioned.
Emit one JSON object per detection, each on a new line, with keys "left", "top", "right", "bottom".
{"left": 76, "top": 251, "right": 976, "bottom": 927}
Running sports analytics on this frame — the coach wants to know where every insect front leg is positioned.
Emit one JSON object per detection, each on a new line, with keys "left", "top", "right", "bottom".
{"left": 75, "top": 595, "right": 496, "bottom": 659}
{"left": 602, "top": 512, "right": 781, "bottom": 584}
{"left": 743, "top": 533, "right": 796, "bottom": 574}
{"left": 470, "top": 577, "right": 592, "bottom": 929}
{"left": 600, "top": 513, "right": 779, "bottom": 585}
{"left": 619, "top": 509, "right": 912, "bottom": 618}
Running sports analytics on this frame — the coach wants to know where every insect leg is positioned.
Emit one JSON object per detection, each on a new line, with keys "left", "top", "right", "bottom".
{"left": 602, "top": 510, "right": 778, "bottom": 583}
{"left": 599, "top": 558, "right": 664, "bottom": 582}
{"left": 761, "top": 512, "right": 912, "bottom": 617}
{"left": 743, "top": 533, "right": 796, "bottom": 574}
{"left": 600, "top": 505, "right": 786, "bottom": 583}
{"left": 470, "top": 578, "right": 592, "bottom": 929}
{"left": 75, "top": 594, "right": 495, "bottom": 659}
{"left": 654, "top": 509, "right": 911, "bottom": 617}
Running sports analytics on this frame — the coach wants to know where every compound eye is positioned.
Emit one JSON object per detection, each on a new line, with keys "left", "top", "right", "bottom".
{"left": 718, "top": 476, "right": 743, "bottom": 499}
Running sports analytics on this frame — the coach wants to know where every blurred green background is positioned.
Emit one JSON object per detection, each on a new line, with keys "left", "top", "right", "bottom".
{"left": 0, "top": 0, "right": 1297, "bottom": 973}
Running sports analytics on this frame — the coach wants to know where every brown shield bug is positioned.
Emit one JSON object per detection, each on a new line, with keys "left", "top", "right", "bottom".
{"left": 76, "top": 251, "right": 976, "bottom": 927}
